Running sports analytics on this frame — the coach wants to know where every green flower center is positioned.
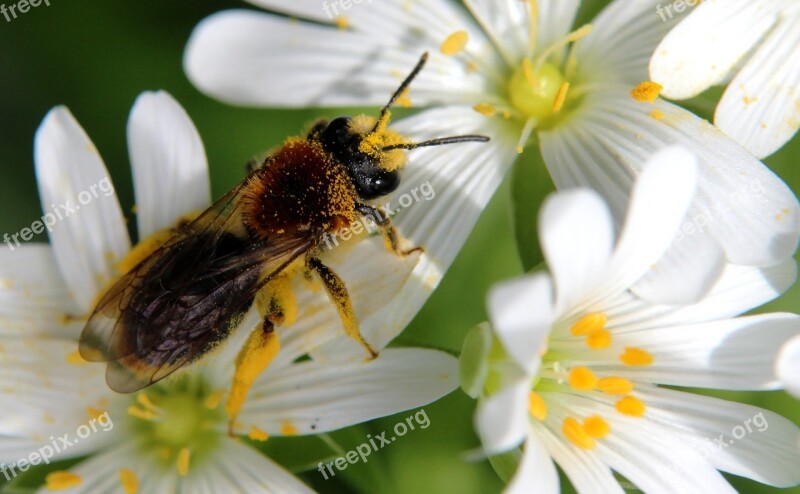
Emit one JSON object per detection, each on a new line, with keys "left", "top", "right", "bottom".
{"left": 507, "top": 61, "right": 566, "bottom": 123}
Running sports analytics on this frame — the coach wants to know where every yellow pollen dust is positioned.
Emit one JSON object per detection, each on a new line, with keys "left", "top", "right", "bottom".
{"left": 597, "top": 377, "right": 634, "bottom": 395}
{"left": 568, "top": 367, "right": 598, "bottom": 391}
{"left": 86, "top": 406, "right": 105, "bottom": 421}
{"left": 119, "top": 468, "right": 139, "bottom": 494}
{"left": 570, "top": 313, "right": 607, "bottom": 336}
{"left": 249, "top": 425, "right": 269, "bottom": 441}
{"left": 616, "top": 396, "right": 646, "bottom": 417}
{"left": 281, "top": 420, "right": 299, "bottom": 435}
{"left": 562, "top": 417, "right": 595, "bottom": 449}
{"left": 528, "top": 391, "right": 547, "bottom": 421}
{"left": 334, "top": 16, "right": 350, "bottom": 30}
{"left": 45, "top": 471, "right": 82, "bottom": 491}
{"left": 177, "top": 447, "right": 191, "bottom": 476}
{"left": 649, "top": 109, "right": 665, "bottom": 120}
{"left": 586, "top": 329, "right": 612, "bottom": 349}
{"left": 66, "top": 350, "right": 87, "bottom": 365}
{"left": 583, "top": 415, "right": 610, "bottom": 438}
{"left": 473, "top": 102, "right": 497, "bottom": 117}
{"left": 631, "top": 81, "right": 663, "bottom": 102}
{"left": 620, "top": 347, "right": 654, "bottom": 366}
{"left": 441, "top": 30, "right": 469, "bottom": 55}
{"left": 226, "top": 328, "right": 281, "bottom": 429}
{"left": 395, "top": 87, "right": 412, "bottom": 108}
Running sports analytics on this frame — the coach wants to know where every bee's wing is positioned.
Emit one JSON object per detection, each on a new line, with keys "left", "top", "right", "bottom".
{"left": 80, "top": 183, "right": 314, "bottom": 393}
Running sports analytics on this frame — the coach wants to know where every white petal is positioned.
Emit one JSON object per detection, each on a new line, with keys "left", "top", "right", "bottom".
{"left": 650, "top": 0, "right": 783, "bottom": 99}
{"left": 631, "top": 229, "right": 726, "bottom": 304}
{"left": 312, "top": 107, "right": 518, "bottom": 361}
{"left": 715, "top": 10, "right": 800, "bottom": 158}
{"left": 541, "top": 88, "right": 800, "bottom": 269}
{"left": 475, "top": 377, "right": 529, "bottom": 454}
{"left": 488, "top": 273, "right": 553, "bottom": 374}
{"left": 128, "top": 91, "right": 210, "bottom": 239}
{"left": 180, "top": 438, "right": 314, "bottom": 493}
{"left": 603, "top": 146, "right": 697, "bottom": 300}
{"left": 547, "top": 394, "right": 737, "bottom": 494}
{"left": 185, "top": 9, "right": 492, "bottom": 108}
{"left": 239, "top": 348, "right": 457, "bottom": 434}
{"left": 575, "top": 0, "right": 689, "bottom": 85}
{"left": 777, "top": 333, "right": 800, "bottom": 398}
{"left": 605, "top": 260, "right": 797, "bottom": 331}
{"left": 534, "top": 424, "right": 624, "bottom": 494}
{"left": 34, "top": 107, "right": 130, "bottom": 311}
{"left": 539, "top": 190, "right": 614, "bottom": 315}
{"left": 592, "top": 313, "right": 800, "bottom": 390}
{"left": 638, "top": 385, "right": 800, "bottom": 487}
{"left": 0, "top": 338, "right": 123, "bottom": 463}
{"left": 0, "top": 244, "right": 82, "bottom": 338}
{"left": 504, "top": 433, "right": 559, "bottom": 494}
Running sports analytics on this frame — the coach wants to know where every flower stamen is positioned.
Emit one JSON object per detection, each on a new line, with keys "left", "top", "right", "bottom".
{"left": 568, "top": 367, "right": 598, "bottom": 391}
{"left": 528, "top": 391, "right": 547, "bottom": 421}
{"left": 615, "top": 396, "right": 646, "bottom": 417}
{"left": 562, "top": 417, "right": 595, "bottom": 449}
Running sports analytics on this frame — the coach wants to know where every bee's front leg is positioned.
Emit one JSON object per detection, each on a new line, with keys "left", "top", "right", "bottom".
{"left": 307, "top": 256, "right": 378, "bottom": 359}
{"left": 355, "top": 203, "right": 423, "bottom": 257}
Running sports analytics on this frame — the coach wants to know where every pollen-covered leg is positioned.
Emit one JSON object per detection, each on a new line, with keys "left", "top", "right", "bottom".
{"left": 225, "top": 275, "right": 296, "bottom": 435}
{"left": 226, "top": 317, "right": 280, "bottom": 436}
{"left": 307, "top": 257, "right": 378, "bottom": 359}
{"left": 355, "top": 203, "right": 423, "bottom": 257}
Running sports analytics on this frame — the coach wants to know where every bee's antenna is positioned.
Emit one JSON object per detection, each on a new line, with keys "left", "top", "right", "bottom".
{"left": 382, "top": 135, "right": 490, "bottom": 151}
{"left": 371, "top": 52, "right": 429, "bottom": 133}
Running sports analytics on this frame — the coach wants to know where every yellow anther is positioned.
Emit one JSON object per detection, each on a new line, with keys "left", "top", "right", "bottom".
{"left": 473, "top": 103, "right": 497, "bottom": 116}
{"left": 334, "top": 16, "right": 350, "bottom": 30}
{"left": 620, "top": 347, "right": 654, "bottom": 366}
{"left": 120, "top": 468, "right": 139, "bottom": 494}
{"left": 45, "top": 471, "right": 82, "bottom": 491}
{"left": 553, "top": 82, "right": 570, "bottom": 112}
{"left": 249, "top": 425, "right": 269, "bottom": 441}
{"left": 66, "top": 350, "right": 87, "bottom": 365}
{"left": 570, "top": 313, "right": 607, "bottom": 336}
{"left": 177, "top": 448, "right": 191, "bottom": 476}
{"left": 631, "top": 81, "right": 662, "bottom": 102}
{"left": 583, "top": 415, "right": 610, "bottom": 438}
{"left": 441, "top": 30, "right": 469, "bottom": 56}
{"left": 522, "top": 58, "right": 539, "bottom": 88}
{"left": 281, "top": 420, "right": 299, "bottom": 436}
{"left": 136, "top": 392, "right": 158, "bottom": 412}
{"left": 127, "top": 405, "right": 158, "bottom": 422}
{"left": 597, "top": 377, "right": 634, "bottom": 395}
{"left": 615, "top": 396, "right": 646, "bottom": 417}
{"left": 568, "top": 367, "right": 598, "bottom": 391}
{"left": 562, "top": 417, "right": 595, "bottom": 449}
{"left": 586, "top": 329, "right": 612, "bottom": 349}
{"left": 528, "top": 391, "right": 547, "bottom": 421}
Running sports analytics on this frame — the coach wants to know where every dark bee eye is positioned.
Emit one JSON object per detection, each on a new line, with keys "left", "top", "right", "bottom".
{"left": 319, "top": 117, "right": 401, "bottom": 200}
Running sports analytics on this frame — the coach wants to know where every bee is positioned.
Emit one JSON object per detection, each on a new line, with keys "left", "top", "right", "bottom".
{"left": 78, "top": 52, "right": 488, "bottom": 427}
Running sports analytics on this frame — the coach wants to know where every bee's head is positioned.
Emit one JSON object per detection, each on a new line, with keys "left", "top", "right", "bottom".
{"left": 316, "top": 52, "right": 490, "bottom": 201}
{"left": 318, "top": 115, "right": 404, "bottom": 200}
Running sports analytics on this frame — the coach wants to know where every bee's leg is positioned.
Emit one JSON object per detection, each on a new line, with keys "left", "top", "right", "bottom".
{"left": 225, "top": 275, "right": 297, "bottom": 435}
{"left": 355, "top": 203, "right": 423, "bottom": 257}
{"left": 307, "top": 257, "right": 378, "bottom": 359}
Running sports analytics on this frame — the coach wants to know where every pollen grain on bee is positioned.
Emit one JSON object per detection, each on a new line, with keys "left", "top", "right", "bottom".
{"left": 321, "top": 179, "right": 436, "bottom": 251}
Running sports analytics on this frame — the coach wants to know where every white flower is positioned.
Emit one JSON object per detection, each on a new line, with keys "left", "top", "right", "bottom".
{"left": 650, "top": 0, "right": 800, "bottom": 159}
{"left": 777, "top": 334, "right": 800, "bottom": 399}
{"left": 184, "top": 0, "right": 800, "bottom": 307}
{"left": 0, "top": 91, "right": 458, "bottom": 493}
{"left": 469, "top": 147, "right": 800, "bottom": 493}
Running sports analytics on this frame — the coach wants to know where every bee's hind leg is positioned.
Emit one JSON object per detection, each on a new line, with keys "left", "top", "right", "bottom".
{"left": 307, "top": 257, "right": 378, "bottom": 359}
{"left": 226, "top": 275, "right": 297, "bottom": 435}
{"left": 355, "top": 203, "right": 423, "bottom": 257}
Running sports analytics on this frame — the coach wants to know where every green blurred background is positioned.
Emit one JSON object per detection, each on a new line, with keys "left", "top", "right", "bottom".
{"left": 0, "top": 1, "right": 797, "bottom": 492}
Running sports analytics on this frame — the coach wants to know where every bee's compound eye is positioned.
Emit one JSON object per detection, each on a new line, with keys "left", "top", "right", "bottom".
{"left": 356, "top": 169, "right": 400, "bottom": 200}
{"left": 320, "top": 117, "right": 355, "bottom": 154}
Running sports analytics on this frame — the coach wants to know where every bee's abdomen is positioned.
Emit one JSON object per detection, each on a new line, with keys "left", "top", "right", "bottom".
{"left": 242, "top": 138, "right": 357, "bottom": 239}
